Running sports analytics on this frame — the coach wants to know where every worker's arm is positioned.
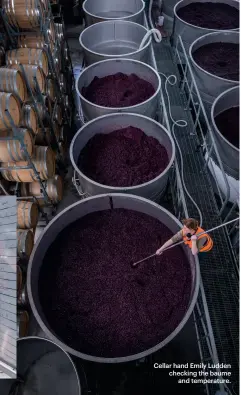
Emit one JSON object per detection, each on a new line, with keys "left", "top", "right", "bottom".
{"left": 156, "top": 238, "right": 174, "bottom": 255}
{"left": 156, "top": 230, "right": 182, "bottom": 255}
{"left": 191, "top": 235, "right": 199, "bottom": 255}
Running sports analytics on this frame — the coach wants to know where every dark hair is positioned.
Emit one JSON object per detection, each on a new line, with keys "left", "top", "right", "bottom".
{"left": 182, "top": 218, "right": 199, "bottom": 231}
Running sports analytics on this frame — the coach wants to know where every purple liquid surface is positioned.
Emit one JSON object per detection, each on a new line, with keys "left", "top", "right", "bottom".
{"left": 177, "top": 3, "right": 239, "bottom": 30}
{"left": 39, "top": 209, "right": 192, "bottom": 358}
{"left": 192, "top": 42, "right": 239, "bottom": 81}
{"left": 78, "top": 126, "right": 169, "bottom": 187}
{"left": 81, "top": 72, "right": 155, "bottom": 108}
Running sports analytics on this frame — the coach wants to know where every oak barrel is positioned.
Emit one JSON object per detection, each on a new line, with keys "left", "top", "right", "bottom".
{"left": 53, "top": 46, "right": 61, "bottom": 73}
{"left": 18, "top": 281, "right": 29, "bottom": 308}
{"left": 1, "top": 146, "right": 55, "bottom": 182}
{"left": 0, "top": 129, "right": 34, "bottom": 162}
{"left": 21, "top": 103, "right": 38, "bottom": 134}
{"left": 53, "top": 104, "right": 63, "bottom": 125}
{"left": 17, "top": 200, "right": 38, "bottom": 229}
{"left": 18, "top": 32, "right": 54, "bottom": 52}
{"left": 0, "top": 92, "right": 21, "bottom": 130}
{"left": 9, "top": 64, "right": 46, "bottom": 95}
{"left": 6, "top": 48, "right": 48, "bottom": 76}
{"left": 47, "top": 20, "right": 56, "bottom": 43}
{"left": 17, "top": 311, "right": 29, "bottom": 338}
{"left": 46, "top": 77, "right": 56, "bottom": 101}
{"left": 17, "top": 229, "right": 34, "bottom": 259}
{"left": 35, "top": 101, "right": 47, "bottom": 121}
{"left": 2, "top": 0, "right": 44, "bottom": 29}
{"left": 35, "top": 127, "right": 52, "bottom": 145}
{"left": 21, "top": 174, "right": 64, "bottom": 204}
{"left": 42, "top": 95, "right": 52, "bottom": 116}
{"left": 0, "top": 68, "right": 27, "bottom": 102}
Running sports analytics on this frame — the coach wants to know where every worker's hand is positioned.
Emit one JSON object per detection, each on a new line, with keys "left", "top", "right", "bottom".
{"left": 191, "top": 235, "right": 197, "bottom": 241}
{"left": 156, "top": 249, "right": 163, "bottom": 255}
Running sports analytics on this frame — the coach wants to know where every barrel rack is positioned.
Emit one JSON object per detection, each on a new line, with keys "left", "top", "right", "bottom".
{"left": 0, "top": 0, "right": 75, "bottom": 221}
{"left": 72, "top": 12, "right": 239, "bottom": 395}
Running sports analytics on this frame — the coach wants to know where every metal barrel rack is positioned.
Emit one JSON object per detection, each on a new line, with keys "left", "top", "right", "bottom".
{"left": 0, "top": 0, "right": 75, "bottom": 218}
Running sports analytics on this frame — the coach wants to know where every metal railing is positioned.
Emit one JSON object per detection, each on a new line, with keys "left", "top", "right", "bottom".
{"left": 174, "top": 35, "right": 239, "bottom": 270}
{"left": 147, "top": 22, "right": 234, "bottom": 395}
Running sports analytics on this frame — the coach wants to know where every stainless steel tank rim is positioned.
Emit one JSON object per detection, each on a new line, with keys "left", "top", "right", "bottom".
{"left": 174, "top": 0, "right": 240, "bottom": 32}
{"left": 189, "top": 32, "right": 240, "bottom": 84}
{"left": 82, "top": 0, "right": 145, "bottom": 21}
{"left": 27, "top": 193, "right": 200, "bottom": 363}
{"left": 70, "top": 112, "right": 176, "bottom": 191}
{"left": 76, "top": 58, "right": 162, "bottom": 111}
{"left": 205, "top": 150, "right": 240, "bottom": 181}
{"left": 211, "top": 86, "right": 240, "bottom": 154}
{"left": 79, "top": 20, "right": 152, "bottom": 58}
{"left": 17, "top": 336, "right": 81, "bottom": 393}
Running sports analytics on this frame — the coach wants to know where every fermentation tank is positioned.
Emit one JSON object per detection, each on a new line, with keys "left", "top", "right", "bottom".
{"left": 189, "top": 31, "right": 239, "bottom": 113}
{"left": 211, "top": 86, "right": 239, "bottom": 179}
{"left": 172, "top": 0, "right": 239, "bottom": 54}
{"left": 79, "top": 20, "right": 151, "bottom": 65}
{"left": 17, "top": 337, "right": 81, "bottom": 395}
{"left": 206, "top": 86, "right": 239, "bottom": 203}
{"left": 76, "top": 58, "right": 161, "bottom": 121}
{"left": 83, "top": 0, "right": 145, "bottom": 26}
{"left": 27, "top": 194, "right": 200, "bottom": 363}
{"left": 70, "top": 113, "right": 175, "bottom": 201}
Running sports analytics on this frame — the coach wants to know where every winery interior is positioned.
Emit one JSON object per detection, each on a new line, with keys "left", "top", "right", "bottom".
{"left": 0, "top": 0, "right": 239, "bottom": 394}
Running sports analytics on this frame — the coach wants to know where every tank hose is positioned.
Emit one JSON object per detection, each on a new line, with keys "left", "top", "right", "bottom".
{"left": 139, "top": 28, "right": 162, "bottom": 49}
{"left": 159, "top": 72, "right": 203, "bottom": 227}
{"left": 146, "top": 0, "right": 203, "bottom": 225}
{"left": 148, "top": 0, "right": 163, "bottom": 42}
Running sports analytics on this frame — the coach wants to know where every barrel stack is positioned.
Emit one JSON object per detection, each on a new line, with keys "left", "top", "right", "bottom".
{"left": 0, "top": 0, "right": 72, "bottom": 212}
{"left": 0, "top": 0, "right": 73, "bottom": 338}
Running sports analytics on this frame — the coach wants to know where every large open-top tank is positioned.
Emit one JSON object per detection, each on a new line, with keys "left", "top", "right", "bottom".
{"left": 205, "top": 86, "right": 239, "bottom": 203}
{"left": 27, "top": 194, "right": 200, "bottom": 363}
{"left": 211, "top": 86, "right": 239, "bottom": 179}
{"left": 79, "top": 20, "right": 151, "bottom": 65}
{"left": 83, "top": 0, "right": 145, "bottom": 26}
{"left": 76, "top": 58, "right": 161, "bottom": 121}
{"left": 189, "top": 31, "right": 239, "bottom": 113}
{"left": 172, "top": 0, "right": 239, "bottom": 53}
{"left": 16, "top": 337, "right": 81, "bottom": 395}
{"left": 70, "top": 113, "right": 175, "bottom": 201}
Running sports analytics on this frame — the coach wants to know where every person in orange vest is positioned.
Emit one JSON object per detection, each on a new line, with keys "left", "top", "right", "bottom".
{"left": 156, "top": 218, "right": 213, "bottom": 258}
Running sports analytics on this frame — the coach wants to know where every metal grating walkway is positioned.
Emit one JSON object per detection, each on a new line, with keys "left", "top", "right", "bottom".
{"left": 154, "top": 40, "right": 239, "bottom": 391}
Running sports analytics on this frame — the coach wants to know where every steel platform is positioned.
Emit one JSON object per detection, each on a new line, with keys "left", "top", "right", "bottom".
{"left": 153, "top": 39, "right": 239, "bottom": 394}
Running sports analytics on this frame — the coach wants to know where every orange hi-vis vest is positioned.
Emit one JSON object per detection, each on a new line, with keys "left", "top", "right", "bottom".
{"left": 182, "top": 227, "right": 213, "bottom": 252}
